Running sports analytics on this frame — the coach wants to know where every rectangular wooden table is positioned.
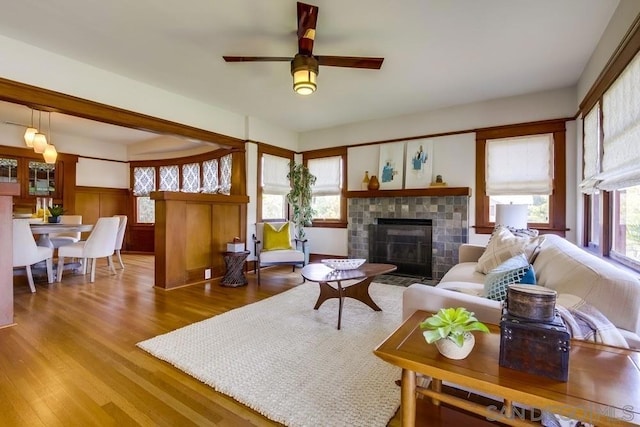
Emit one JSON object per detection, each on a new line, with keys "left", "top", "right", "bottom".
{"left": 374, "top": 310, "right": 640, "bottom": 427}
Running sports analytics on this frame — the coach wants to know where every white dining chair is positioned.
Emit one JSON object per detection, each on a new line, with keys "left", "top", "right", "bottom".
{"left": 12, "top": 219, "right": 54, "bottom": 292}
{"left": 57, "top": 217, "right": 120, "bottom": 283}
{"left": 113, "top": 215, "right": 128, "bottom": 269}
{"left": 49, "top": 215, "right": 83, "bottom": 248}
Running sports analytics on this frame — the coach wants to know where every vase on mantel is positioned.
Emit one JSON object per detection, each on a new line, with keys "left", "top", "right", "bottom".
{"left": 361, "top": 171, "right": 370, "bottom": 190}
{"left": 367, "top": 175, "right": 380, "bottom": 191}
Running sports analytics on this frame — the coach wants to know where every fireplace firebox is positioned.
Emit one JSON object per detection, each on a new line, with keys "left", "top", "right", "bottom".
{"left": 368, "top": 218, "right": 432, "bottom": 278}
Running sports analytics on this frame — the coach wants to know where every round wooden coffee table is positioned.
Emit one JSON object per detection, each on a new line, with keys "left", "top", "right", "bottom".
{"left": 301, "top": 262, "right": 397, "bottom": 330}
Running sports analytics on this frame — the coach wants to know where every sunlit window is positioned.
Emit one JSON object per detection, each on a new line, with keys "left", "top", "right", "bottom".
{"left": 612, "top": 186, "right": 640, "bottom": 267}
{"left": 308, "top": 156, "right": 342, "bottom": 221}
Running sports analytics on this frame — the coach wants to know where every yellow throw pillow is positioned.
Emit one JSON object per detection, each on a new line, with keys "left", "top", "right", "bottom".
{"left": 263, "top": 223, "right": 293, "bottom": 251}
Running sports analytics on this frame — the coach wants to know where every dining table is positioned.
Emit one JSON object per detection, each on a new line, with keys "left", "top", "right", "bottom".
{"left": 29, "top": 222, "right": 94, "bottom": 248}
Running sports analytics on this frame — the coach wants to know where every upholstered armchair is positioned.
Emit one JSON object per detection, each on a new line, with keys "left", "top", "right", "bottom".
{"left": 253, "top": 222, "right": 307, "bottom": 286}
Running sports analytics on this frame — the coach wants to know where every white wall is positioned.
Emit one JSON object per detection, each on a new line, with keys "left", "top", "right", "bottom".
{"left": 76, "top": 158, "right": 129, "bottom": 189}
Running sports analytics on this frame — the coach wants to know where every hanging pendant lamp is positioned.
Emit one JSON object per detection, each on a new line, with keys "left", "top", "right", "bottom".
{"left": 43, "top": 112, "right": 57, "bottom": 164}
{"left": 32, "top": 110, "right": 48, "bottom": 153}
{"left": 24, "top": 109, "right": 37, "bottom": 147}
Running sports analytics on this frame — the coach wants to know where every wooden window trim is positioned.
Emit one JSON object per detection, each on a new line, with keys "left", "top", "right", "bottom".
{"left": 257, "top": 143, "right": 294, "bottom": 222}
{"left": 475, "top": 119, "right": 567, "bottom": 235}
{"left": 303, "top": 147, "right": 348, "bottom": 228}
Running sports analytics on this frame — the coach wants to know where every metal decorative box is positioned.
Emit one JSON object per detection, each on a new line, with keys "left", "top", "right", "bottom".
{"left": 499, "top": 313, "right": 570, "bottom": 382}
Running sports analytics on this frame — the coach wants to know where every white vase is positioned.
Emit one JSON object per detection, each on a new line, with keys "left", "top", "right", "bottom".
{"left": 434, "top": 333, "right": 475, "bottom": 360}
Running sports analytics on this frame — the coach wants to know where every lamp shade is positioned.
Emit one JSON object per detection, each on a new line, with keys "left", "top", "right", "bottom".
{"left": 495, "top": 204, "right": 528, "bottom": 229}
{"left": 24, "top": 127, "right": 38, "bottom": 147}
{"left": 32, "top": 133, "right": 48, "bottom": 153}
{"left": 43, "top": 144, "right": 58, "bottom": 164}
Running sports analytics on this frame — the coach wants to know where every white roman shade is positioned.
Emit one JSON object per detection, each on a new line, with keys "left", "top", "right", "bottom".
{"left": 485, "top": 134, "right": 553, "bottom": 195}
{"left": 597, "top": 50, "right": 640, "bottom": 191}
{"left": 309, "top": 156, "right": 341, "bottom": 195}
{"left": 262, "top": 154, "right": 291, "bottom": 195}
{"left": 580, "top": 105, "right": 601, "bottom": 194}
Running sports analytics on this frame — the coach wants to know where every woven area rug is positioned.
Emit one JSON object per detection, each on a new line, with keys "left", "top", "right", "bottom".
{"left": 137, "top": 282, "right": 404, "bottom": 427}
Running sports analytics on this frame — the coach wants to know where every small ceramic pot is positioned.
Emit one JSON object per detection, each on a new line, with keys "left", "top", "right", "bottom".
{"left": 434, "top": 333, "right": 475, "bottom": 360}
{"left": 48, "top": 216, "right": 62, "bottom": 224}
{"left": 367, "top": 175, "right": 380, "bottom": 190}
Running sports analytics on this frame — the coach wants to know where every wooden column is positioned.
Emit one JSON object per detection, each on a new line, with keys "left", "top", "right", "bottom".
{"left": 151, "top": 191, "right": 249, "bottom": 289}
{"left": 0, "top": 183, "right": 20, "bottom": 327}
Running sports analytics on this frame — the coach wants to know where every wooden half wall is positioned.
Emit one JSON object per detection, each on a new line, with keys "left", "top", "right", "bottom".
{"left": 0, "top": 183, "right": 20, "bottom": 327}
{"left": 74, "top": 186, "right": 130, "bottom": 244}
{"left": 151, "top": 191, "right": 248, "bottom": 289}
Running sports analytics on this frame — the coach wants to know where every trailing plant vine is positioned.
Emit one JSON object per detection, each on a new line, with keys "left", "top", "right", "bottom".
{"left": 286, "top": 162, "right": 317, "bottom": 240}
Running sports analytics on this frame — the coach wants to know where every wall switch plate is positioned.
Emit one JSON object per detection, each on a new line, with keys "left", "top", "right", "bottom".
{"left": 204, "top": 268, "right": 212, "bottom": 280}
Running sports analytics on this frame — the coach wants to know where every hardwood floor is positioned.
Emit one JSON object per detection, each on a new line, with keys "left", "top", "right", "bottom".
{"left": 2, "top": 256, "right": 500, "bottom": 427}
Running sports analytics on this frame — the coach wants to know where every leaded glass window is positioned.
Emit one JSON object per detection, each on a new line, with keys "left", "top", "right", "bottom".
{"left": 202, "top": 159, "right": 219, "bottom": 193}
{"left": 182, "top": 162, "right": 200, "bottom": 193}
{"left": 159, "top": 165, "right": 179, "bottom": 191}
{"left": 0, "top": 158, "right": 18, "bottom": 183}
{"left": 28, "top": 161, "right": 55, "bottom": 196}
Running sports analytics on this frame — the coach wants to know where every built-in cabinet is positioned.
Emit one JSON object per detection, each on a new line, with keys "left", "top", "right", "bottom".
{"left": 0, "top": 145, "right": 78, "bottom": 214}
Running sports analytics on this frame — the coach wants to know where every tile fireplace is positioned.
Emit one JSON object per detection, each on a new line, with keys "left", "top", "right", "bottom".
{"left": 348, "top": 195, "right": 469, "bottom": 281}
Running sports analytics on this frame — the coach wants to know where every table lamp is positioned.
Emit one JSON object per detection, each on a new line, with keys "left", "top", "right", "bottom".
{"left": 495, "top": 204, "right": 528, "bottom": 229}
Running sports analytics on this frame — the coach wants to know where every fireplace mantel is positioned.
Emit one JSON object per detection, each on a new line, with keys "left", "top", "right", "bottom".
{"left": 346, "top": 187, "right": 471, "bottom": 198}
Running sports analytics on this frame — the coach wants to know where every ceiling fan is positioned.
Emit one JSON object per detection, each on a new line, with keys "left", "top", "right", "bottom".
{"left": 223, "top": 2, "right": 384, "bottom": 95}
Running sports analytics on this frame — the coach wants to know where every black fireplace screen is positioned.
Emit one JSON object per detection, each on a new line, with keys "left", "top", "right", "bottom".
{"left": 368, "top": 218, "right": 432, "bottom": 278}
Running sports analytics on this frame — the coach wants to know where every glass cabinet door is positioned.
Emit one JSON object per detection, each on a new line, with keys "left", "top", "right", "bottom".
{"left": 28, "top": 161, "right": 56, "bottom": 196}
{"left": 0, "top": 158, "right": 18, "bottom": 183}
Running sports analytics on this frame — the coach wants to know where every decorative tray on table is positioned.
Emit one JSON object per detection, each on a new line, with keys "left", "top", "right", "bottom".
{"left": 321, "top": 259, "right": 366, "bottom": 270}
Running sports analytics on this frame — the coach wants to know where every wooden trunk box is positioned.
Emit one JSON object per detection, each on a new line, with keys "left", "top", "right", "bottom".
{"left": 499, "top": 313, "right": 570, "bottom": 382}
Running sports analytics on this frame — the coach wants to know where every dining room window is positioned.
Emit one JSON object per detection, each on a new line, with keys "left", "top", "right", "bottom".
{"left": 133, "top": 166, "right": 156, "bottom": 224}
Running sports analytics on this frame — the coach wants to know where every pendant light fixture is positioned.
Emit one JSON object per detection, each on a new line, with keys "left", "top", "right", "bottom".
{"left": 42, "top": 112, "right": 57, "bottom": 164}
{"left": 32, "top": 110, "right": 48, "bottom": 154}
{"left": 24, "top": 109, "right": 37, "bottom": 148}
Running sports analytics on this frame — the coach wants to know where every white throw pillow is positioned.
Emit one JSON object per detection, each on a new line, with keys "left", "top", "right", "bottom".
{"left": 475, "top": 226, "right": 531, "bottom": 274}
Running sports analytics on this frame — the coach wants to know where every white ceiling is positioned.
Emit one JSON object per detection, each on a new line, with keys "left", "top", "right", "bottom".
{"left": 0, "top": 0, "right": 620, "bottom": 145}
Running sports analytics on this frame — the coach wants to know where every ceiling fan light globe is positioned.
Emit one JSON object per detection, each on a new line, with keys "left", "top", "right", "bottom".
{"left": 24, "top": 127, "right": 38, "bottom": 147}
{"left": 293, "top": 70, "right": 317, "bottom": 95}
{"left": 32, "top": 133, "right": 48, "bottom": 153}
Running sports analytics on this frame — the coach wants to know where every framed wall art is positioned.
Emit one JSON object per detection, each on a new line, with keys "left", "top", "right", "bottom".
{"left": 405, "top": 139, "right": 433, "bottom": 189}
{"left": 377, "top": 142, "right": 404, "bottom": 190}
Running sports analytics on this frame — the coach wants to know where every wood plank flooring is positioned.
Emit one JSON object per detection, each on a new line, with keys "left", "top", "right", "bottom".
{"left": 2, "top": 256, "right": 499, "bottom": 427}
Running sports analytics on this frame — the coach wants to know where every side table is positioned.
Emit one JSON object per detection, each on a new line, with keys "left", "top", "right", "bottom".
{"left": 221, "top": 250, "right": 250, "bottom": 287}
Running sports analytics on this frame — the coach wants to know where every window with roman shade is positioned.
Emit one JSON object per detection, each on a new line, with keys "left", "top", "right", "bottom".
{"left": 261, "top": 153, "right": 290, "bottom": 220}
{"left": 486, "top": 134, "right": 554, "bottom": 196}
{"left": 308, "top": 156, "right": 342, "bottom": 220}
{"left": 159, "top": 165, "right": 179, "bottom": 191}
{"left": 262, "top": 154, "right": 291, "bottom": 195}
{"left": 580, "top": 105, "right": 601, "bottom": 194}
{"left": 598, "top": 50, "right": 640, "bottom": 191}
{"left": 133, "top": 166, "right": 156, "bottom": 196}
{"left": 182, "top": 162, "right": 200, "bottom": 193}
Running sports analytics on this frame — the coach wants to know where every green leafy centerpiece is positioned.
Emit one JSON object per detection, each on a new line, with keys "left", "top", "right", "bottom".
{"left": 419, "top": 307, "right": 489, "bottom": 360}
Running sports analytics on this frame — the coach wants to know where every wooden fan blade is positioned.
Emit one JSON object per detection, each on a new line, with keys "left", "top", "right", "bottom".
{"left": 223, "top": 56, "right": 293, "bottom": 63}
{"left": 316, "top": 56, "right": 384, "bottom": 69}
{"left": 297, "top": 2, "right": 319, "bottom": 56}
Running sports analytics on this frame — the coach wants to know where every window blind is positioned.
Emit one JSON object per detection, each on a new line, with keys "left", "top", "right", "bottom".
{"left": 159, "top": 165, "right": 179, "bottom": 191}
{"left": 598, "top": 50, "right": 640, "bottom": 191}
{"left": 262, "top": 154, "right": 291, "bottom": 195}
{"left": 580, "top": 105, "right": 600, "bottom": 194}
{"left": 308, "top": 156, "right": 341, "bottom": 195}
{"left": 133, "top": 166, "right": 155, "bottom": 196}
{"left": 485, "top": 134, "right": 553, "bottom": 195}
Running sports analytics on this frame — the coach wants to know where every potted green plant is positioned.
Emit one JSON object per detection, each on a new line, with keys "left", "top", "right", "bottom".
{"left": 286, "top": 162, "right": 316, "bottom": 263}
{"left": 47, "top": 204, "right": 65, "bottom": 223}
{"left": 420, "top": 307, "right": 489, "bottom": 360}
{"left": 286, "top": 162, "right": 316, "bottom": 240}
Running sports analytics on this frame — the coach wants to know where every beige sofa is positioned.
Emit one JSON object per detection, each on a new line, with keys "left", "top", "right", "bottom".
{"left": 403, "top": 234, "right": 640, "bottom": 349}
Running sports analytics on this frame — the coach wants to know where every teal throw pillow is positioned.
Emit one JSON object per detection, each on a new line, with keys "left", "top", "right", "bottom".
{"left": 519, "top": 264, "right": 536, "bottom": 285}
{"left": 484, "top": 254, "right": 531, "bottom": 301}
